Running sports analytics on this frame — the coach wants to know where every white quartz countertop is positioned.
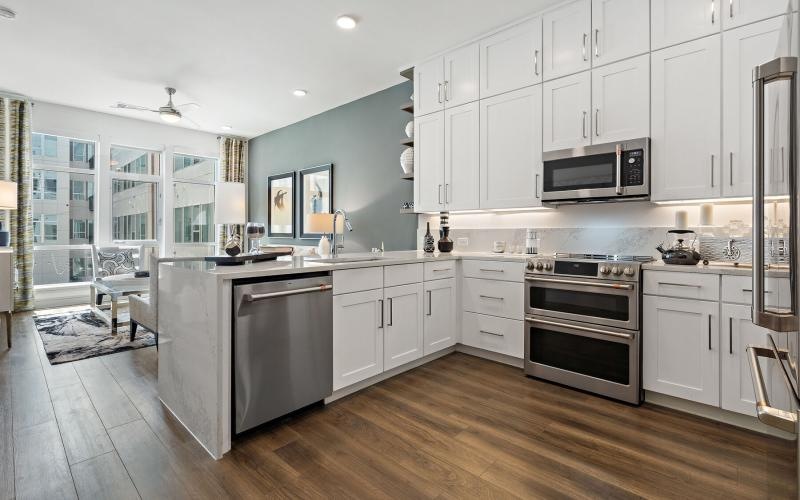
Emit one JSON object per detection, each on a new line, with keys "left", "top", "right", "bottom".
{"left": 643, "top": 260, "right": 789, "bottom": 277}
{"left": 165, "top": 250, "right": 530, "bottom": 281}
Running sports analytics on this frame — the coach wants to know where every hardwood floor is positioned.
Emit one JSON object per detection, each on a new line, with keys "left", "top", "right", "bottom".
{"left": 0, "top": 311, "right": 796, "bottom": 499}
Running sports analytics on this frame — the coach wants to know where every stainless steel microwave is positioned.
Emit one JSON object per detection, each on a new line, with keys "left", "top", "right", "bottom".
{"left": 541, "top": 138, "right": 650, "bottom": 204}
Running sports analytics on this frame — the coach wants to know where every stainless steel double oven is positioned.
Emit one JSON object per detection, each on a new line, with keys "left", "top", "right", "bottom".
{"left": 524, "top": 254, "right": 650, "bottom": 404}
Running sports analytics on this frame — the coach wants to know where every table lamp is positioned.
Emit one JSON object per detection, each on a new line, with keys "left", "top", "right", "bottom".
{"left": 214, "top": 182, "right": 246, "bottom": 256}
{"left": 307, "top": 213, "right": 343, "bottom": 256}
{"left": 0, "top": 181, "right": 17, "bottom": 247}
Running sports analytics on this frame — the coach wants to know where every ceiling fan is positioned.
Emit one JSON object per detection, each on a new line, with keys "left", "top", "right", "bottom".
{"left": 112, "top": 87, "right": 199, "bottom": 125}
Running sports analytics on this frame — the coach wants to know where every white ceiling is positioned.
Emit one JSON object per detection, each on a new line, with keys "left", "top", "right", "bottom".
{"left": 0, "top": 0, "right": 562, "bottom": 138}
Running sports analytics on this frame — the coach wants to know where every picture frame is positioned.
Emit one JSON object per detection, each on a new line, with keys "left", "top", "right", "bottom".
{"left": 298, "top": 163, "right": 334, "bottom": 239}
{"left": 267, "top": 171, "right": 295, "bottom": 238}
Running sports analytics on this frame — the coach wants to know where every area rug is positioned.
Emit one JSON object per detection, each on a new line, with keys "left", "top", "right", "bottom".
{"left": 34, "top": 306, "right": 155, "bottom": 365}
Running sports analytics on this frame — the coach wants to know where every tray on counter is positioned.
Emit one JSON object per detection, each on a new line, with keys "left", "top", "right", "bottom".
{"left": 204, "top": 249, "right": 293, "bottom": 266}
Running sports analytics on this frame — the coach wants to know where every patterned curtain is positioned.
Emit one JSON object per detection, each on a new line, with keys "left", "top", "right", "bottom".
{"left": 0, "top": 99, "right": 33, "bottom": 311}
{"left": 218, "top": 136, "right": 247, "bottom": 252}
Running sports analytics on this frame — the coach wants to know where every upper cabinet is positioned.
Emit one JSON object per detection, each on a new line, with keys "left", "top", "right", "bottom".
{"left": 543, "top": 71, "right": 591, "bottom": 151}
{"left": 723, "top": 15, "right": 796, "bottom": 197}
{"left": 543, "top": 0, "right": 592, "bottom": 80}
{"left": 591, "top": 54, "right": 650, "bottom": 144}
{"left": 479, "top": 17, "right": 543, "bottom": 99}
{"left": 414, "top": 43, "right": 479, "bottom": 116}
{"left": 723, "top": 0, "right": 798, "bottom": 30}
{"left": 414, "top": 113, "right": 445, "bottom": 212}
{"left": 651, "top": 0, "right": 719, "bottom": 50}
{"left": 651, "top": 35, "right": 721, "bottom": 201}
{"left": 591, "top": 0, "right": 650, "bottom": 65}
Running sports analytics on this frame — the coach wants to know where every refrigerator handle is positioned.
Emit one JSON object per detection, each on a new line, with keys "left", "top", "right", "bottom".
{"left": 753, "top": 57, "right": 799, "bottom": 333}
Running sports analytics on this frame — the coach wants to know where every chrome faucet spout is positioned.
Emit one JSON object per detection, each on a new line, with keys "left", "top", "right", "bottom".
{"left": 331, "top": 209, "right": 352, "bottom": 257}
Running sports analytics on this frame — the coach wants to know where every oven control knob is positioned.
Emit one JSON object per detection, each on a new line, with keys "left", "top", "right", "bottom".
{"left": 535, "top": 262, "right": 544, "bottom": 271}
{"left": 611, "top": 266, "right": 623, "bottom": 276}
{"left": 599, "top": 265, "right": 611, "bottom": 275}
{"left": 623, "top": 266, "right": 635, "bottom": 277}
{"left": 526, "top": 261, "right": 535, "bottom": 271}
{"left": 544, "top": 262, "right": 552, "bottom": 271}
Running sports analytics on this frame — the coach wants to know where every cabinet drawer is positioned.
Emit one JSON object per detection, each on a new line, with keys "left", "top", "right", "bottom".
{"left": 462, "top": 260, "right": 524, "bottom": 282}
{"left": 424, "top": 260, "right": 456, "bottom": 281}
{"left": 333, "top": 267, "right": 383, "bottom": 295}
{"left": 721, "top": 275, "right": 790, "bottom": 308}
{"left": 643, "top": 271, "right": 719, "bottom": 301}
{"left": 384, "top": 263, "right": 423, "bottom": 288}
{"left": 463, "top": 278, "right": 524, "bottom": 320}
{"left": 462, "top": 311, "right": 524, "bottom": 358}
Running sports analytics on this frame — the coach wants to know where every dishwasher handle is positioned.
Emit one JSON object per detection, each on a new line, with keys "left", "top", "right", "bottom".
{"left": 243, "top": 284, "right": 332, "bottom": 302}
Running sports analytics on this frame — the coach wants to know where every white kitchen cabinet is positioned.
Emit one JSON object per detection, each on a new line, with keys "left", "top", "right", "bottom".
{"left": 721, "top": 304, "right": 791, "bottom": 416}
{"left": 651, "top": 0, "right": 720, "bottom": 50}
{"left": 591, "top": 0, "right": 650, "bottom": 65}
{"left": 723, "top": 0, "right": 797, "bottom": 30}
{"left": 479, "top": 17, "right": 543, "bottom": 98}
{"left": 542, "top": 0, "right": 592, "bottom": 80}
{"left": 591, "top": 54, "right": 650, "bottom": 143}
{"left": 414, "top": 56, "right": 445, "bottom": 116}
{"left": 333, "top": 289, "right": 384, "bottom": 391}
{"left": 383, "top": 283, "right": 424, "bottom": 371}
{"left": 643, "top": 295, "right": 720, "bottom": 406}
{"left": 444, "top": 43, "right": 480, "bottom": 108}
{"left": 480, "top": 85, "right": 543, "bottom": 209}
{"left": 543, "top": 71, "right": 591, "bottom": 151}
{"left": 462, "top": 277, "right": 524, "bottom": 320}
{"left": 444, "top": 102, "right": 480, "bottom": 210}
{"left": 414, "top": 112, "right": 445, "bottom": 212}
{"left": 423, "top": 278, "right": 456, "bottom": 355}
{"left": 651, "top": 35, "right": 721, "bottom": 201}
{"left": 462, "top": 311, "right": 525, "bottom": 358}
{"left": 723, "top": 15, "right": 795, "bottom": 197}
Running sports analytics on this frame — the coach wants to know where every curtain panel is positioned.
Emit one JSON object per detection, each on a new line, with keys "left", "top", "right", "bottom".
{"left": 0, "top": 99, "right": 33, "bottom": 311}
{"left": 219, "top": 136, "right": 247, "bottom": 252}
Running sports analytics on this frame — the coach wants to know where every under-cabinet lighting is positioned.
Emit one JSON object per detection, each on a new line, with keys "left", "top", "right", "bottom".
{"left": 653, "top": 196, "right": 789, "bottom": 205}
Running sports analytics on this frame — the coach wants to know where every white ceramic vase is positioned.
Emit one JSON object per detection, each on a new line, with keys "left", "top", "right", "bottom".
{"left": 405, "top": 121, "right": 414, "bottom": 138}
{"left": 400, "top": 147, "right": 414, "bottom": 174}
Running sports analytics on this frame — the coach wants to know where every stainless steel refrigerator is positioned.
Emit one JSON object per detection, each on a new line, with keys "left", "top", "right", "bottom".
{"left": 750, "top": 55, "right": 800, "bottom": 496}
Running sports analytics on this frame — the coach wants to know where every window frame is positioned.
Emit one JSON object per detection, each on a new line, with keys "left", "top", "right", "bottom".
{"left": 170, "top": 152, "right": 218, "bottom": 256}
{"left": 109, "top": 144, "right": 163, "bottom": 246}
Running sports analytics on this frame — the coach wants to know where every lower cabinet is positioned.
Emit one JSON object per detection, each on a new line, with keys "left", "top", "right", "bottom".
{"left": 383, "top": 283, "right": 424, "bottom": 370}
{"left": 423, "top": 278, "right": 457, "bottom": 355}
{"left": 333, "top": 288, "right": 384, "bottom": 391}
{"left": 643, "top": 295, "right": 720, "bottom": 406}
{"left": 461, "top": 311, "right": 524, "bottom": 358}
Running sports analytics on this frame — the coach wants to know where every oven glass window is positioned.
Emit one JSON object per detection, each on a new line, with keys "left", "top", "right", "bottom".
{"left": 531, "top": 287, "right": 629, "bottom": 321}
{"left": 543, "top": 153, "right": 617, "bottom": 192}
{"left": 529, "top": 326, "right": 630, "bottom": 385}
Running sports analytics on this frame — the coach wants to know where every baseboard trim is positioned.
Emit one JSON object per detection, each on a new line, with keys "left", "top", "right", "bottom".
{"left": 455, "top": 344, "right": 524, "bottom": 368}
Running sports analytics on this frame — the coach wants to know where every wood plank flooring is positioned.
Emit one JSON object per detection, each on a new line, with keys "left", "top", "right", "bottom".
{"left": 0, "top": 311, "right": 796, "bottom": 499}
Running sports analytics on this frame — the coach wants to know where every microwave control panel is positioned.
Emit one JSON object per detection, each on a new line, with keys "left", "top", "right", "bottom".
{"left": 621, "top": 149, "right": 645, "bottom": 187}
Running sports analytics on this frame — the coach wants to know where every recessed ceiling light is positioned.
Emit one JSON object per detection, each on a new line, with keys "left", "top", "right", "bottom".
{"left": 336, "top": 15, "right": 357, "bottom": 30}
{"left": 293, "top": 89, "right": 308, "bottom": 97}
{"left": 0, "top": 6, "right": 16, "bottom": 20}
{"left": 221, "top": 125, "right": 232, "bottom": 131}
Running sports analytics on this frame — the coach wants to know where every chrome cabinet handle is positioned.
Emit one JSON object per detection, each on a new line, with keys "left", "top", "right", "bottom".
{"left": 582, "top": 33, "right": 588, "bottom": 61}
{"left": 711, "top": 0, "right": 716, "bottom": 24}
{"left": 729, "top": 317, "right": 733, "bottom": 354}
{"left": 445, "top": 183, "right": 449, "bottom": 204}
{"left": 479, "top": 268, "right": 504, "bottom": 273}
{"left": 443, "top": 80, "right": 449, "bottom": 102}
{"left": 742, "top": 288, "right": 773, "bottom": 294}
{"left": 595, "top": 109, "right": 600, "bottom": 137}
{"left": 534, "top": 49, "right": 539, "bottom": 76}
{"left": 432, "top": 268, "right": 450, "bottom": 272}
{"left": 535, "top": 174, "right": 540, "bottom": 199}
{"left": 437, "top": 83, "right": 442, "bottom": 103}
{"left": 729, "top": 152, "right": 733, "bottom": 186}
{"left": 438, "top": 184, "right": 443, "bottom": 204}
{"left": 479, "top": 329, "right": 504, "bottom": 337}
{"left": 387, "top": 297, "right": 393, "bottom": 326}
{"left": 657, "top": 282, "right": 700, "bottom": 288}
{"left": 378, "top": 299, "right": 384, "bottom": 328}
{"left": 594, "top": 29, "right": 599, "bottom": 58}
{"left": 710, "top": 154, "right": 715, "bottom": 187}
{"left": 781, "top": 146, "right": 785, "bottom": 183}
{"left": 426, "top": 290, "right": 432, "bottom": 316}
{"left": 581, "top": 111, "right": 587, "bottom": 138}
{"left": 708, "top": 315, "right": 712, "bottom": 350}
{"left": 479, "top": 295, "right": 504, "bottom": 301}
{"left": 244, "top": 284, "right": 332, "bottom": 301}
{"left": 729, "top": 0, "right": 733, "bottom": 18}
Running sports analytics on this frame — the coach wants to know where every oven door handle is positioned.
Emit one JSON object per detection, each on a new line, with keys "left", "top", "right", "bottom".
{"left": 525, "top": 276, "right": 634, "bottom": 290}
{"left": 525, "top": 316, "right": 634, "bottom": 340}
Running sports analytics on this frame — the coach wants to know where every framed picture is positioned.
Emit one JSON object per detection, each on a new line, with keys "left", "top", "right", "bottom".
{"left": 298, "top": 163, "right": 334, "bottom": 239}
{"left": 267, "top": 172, "right": 295, "bottom": 238}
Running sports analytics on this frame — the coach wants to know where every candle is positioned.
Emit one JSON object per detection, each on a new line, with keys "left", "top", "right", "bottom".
{"left": 699, "top": 203, "right": 714, "bottom": 226}
{"left": 675, "top": 210, "right": 688, "bottom": 230}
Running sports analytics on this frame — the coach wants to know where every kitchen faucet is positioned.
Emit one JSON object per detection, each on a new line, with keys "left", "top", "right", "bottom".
{"left": 331, "top": 209, "right": 353, "bottom": 257}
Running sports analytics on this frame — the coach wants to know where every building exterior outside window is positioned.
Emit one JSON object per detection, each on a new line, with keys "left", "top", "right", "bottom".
{"left": 172, "top": 153, "right": 217, "bottom": 256}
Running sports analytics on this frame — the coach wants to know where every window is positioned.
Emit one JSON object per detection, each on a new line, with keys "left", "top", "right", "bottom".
{"left": 172, "top": 154, "right": 217, "bottom": 257}
{"left": 70, "top": 219, "right": 92, "bottom": 241}
{"left": 110, "top": 147, "right": 161, "bottom": 175}
{"left": 111, "top": 180, "right": 157, "bottom": 241}
{"left": 69, "top": 140, "right": 95, "bottom": 169}
{"left": 33, "top": 214, "right": 59, "bottom": 243}
{"left": 69, "top": 256, "right": 91, "bottom": 282}
{"left": 32, "top": 170, "right": 58, "bottom": 200}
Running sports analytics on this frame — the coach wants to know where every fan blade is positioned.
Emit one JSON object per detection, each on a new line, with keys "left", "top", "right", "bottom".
{"left": 112, "top": 102, "right": 156, "bottom": 112}
{"left": 176, "top": 102, "right": 200, "bottom": 111}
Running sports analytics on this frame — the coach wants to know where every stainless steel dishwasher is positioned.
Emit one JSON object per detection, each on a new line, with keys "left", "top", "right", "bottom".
{"left": 233, "top": 272, "right": 332, "bottom": 435}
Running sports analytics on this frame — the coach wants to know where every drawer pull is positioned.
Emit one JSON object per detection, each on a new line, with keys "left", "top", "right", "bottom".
{"left": 657, "top": 282, "right": 701, "bottom": 288}
{"left": 479, "top": 329, "right": 504, "bottom": 337}
{"left": 479, "top": 295, "right": 504, "bottom": 301}
{"left": 742, "top": 289, "right": 773, "bottom": 293}
{"left": 479, "top": 268, "right": 504, "bottom": 273}
{"left": 432, "top": 268, "right": 451, "bottom": 272}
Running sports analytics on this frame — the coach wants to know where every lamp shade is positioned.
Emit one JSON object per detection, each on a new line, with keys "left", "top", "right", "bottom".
{"left": 307, "top": 213, "right": 343, "bottom": 233}
{"left": 0, "top": 181, "right": 17, "bottom": 210}
{"left": 214, "top": 182, "right": 246, "bottom": 225}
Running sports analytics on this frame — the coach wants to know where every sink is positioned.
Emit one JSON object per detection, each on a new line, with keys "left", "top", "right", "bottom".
{"left": 306, "top": 255, "right": 386, "bottom": 264}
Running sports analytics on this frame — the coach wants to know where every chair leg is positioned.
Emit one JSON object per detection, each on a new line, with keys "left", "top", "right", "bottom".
{"left": 130, "top": 321, "right": 138, "bottom": 342}
{"left": 96, "top": 292, "right": 104, "bottom": 306}
{"left": 155, "top": 330, "right": 159, "bottom": 351}
{"left": 4, "top": 312, "right": 10, "bottom": 349}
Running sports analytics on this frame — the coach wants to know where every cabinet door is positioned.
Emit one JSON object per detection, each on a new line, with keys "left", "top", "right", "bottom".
{"left": 643, "top": 295, "right": 719, "bottom": 406}
{"left": 414, "top": 112, "right": 445, "bottom": 212}
{"left": 723, "top": 15, "right": 795, "bottom": 197}
{"left": 333, "top": 289, "right": 384, "bottom": 391}
{"left": 721, "top": 304, "right": 792, "bottom": 416}
{"left": 414, "top": 56, "right": 444, "bottom": 116}
{"left": 543, "top": 71, "right": 591, "bottom": 151}
{"left": 591, "top": 0, "right": 650, "bottom": 65}
{"left": 542, "top": 0, "right": 592, "bottom": 81}
{"left": 651, "top": 0, "right": 719, "bottom": 50}
{"left": 444, "top": 102, "right": 480, "bottom": 211}
{"left": 591, "top": 54, "right": 649, "bottom": 144}
{"left": 423, "top": 278, "right": 456, "bottom": 355}
{"left": 723, "top": 0, "right": 797, "bottom": 30}
{"left": 651, "top": 36, "right": 721, "bottom": 201}
{"left": 444, "top": 43, "right": 479, "bottom": 108}
{"left": 480, "top": 85, "right": 543, "bottom": 209}
{"left": 479, "top": 17, "right": 542, "bottom": 98}
{"left": 383, "top": 283, "right": 424, "bottom": 371}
